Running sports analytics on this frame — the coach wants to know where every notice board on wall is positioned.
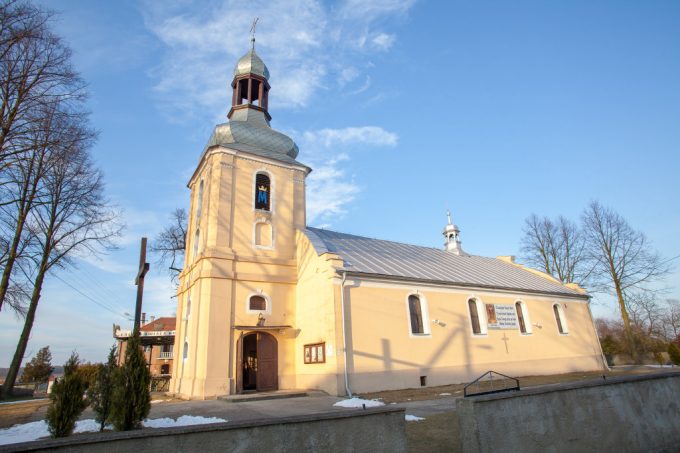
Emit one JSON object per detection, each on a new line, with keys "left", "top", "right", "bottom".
{"left": 485, "top": 304, "right": 519, "bottom": 329}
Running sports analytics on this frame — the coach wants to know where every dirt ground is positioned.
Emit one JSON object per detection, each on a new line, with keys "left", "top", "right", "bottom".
{"left": 0, "top": 399, "right": 49, "bottom": 429}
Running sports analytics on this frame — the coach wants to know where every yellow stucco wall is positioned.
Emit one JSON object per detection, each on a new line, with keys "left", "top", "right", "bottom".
{"left": 340, "top": 278, "right": 604, "bottom": 393}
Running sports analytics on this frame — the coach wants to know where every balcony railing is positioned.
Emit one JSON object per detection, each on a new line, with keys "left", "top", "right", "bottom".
{"left": 159, "top": 351, "right": 173, "bottom": 359}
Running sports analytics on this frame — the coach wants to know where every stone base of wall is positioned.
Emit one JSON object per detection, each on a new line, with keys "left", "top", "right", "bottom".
{"left": 458, "top": 371, "right": 680, "bottom": 453}
{"left": 1, "top": 408, "right": 406, "bottom": 453}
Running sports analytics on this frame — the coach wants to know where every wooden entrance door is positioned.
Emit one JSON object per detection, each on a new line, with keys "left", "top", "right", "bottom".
{"left": 256, "top": 332, "right": 278, "bottom": 391}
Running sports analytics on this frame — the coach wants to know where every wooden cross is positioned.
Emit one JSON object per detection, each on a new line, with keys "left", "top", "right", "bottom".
{"left": 133, "top": 237, "right": 150, "bottom": 334}
{"left": 501, "top": 333, "right": 510, "bottom": 354}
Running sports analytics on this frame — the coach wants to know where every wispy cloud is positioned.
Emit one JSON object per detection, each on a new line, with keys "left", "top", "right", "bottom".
{"left": 142, "top": 0, "right": 416, "bottom": 122}
{"left": 340, "top": 0, "right": 417, "bottom": 21}
{"left": 371, "top": 33, "right": 396, "bottom": 51}
{"left": 299, "top": 126, "right": 398, "bottom": 223}
{"left": 303, "top": 126, "right": 398, "bottom": 148}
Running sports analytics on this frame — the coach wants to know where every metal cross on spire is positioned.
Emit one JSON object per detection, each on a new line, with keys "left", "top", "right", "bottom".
{"left": 250, "top": 17, "right": 259, "bottom": 49}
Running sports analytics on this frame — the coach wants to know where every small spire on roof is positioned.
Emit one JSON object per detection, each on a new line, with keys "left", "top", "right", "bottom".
{"left": 443, "top": 210, "right": 468, "bottom": 256}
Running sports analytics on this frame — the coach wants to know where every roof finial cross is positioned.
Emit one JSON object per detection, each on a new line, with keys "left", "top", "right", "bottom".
{"left": 250, "top": 17, "right": 259, "bottom": 49}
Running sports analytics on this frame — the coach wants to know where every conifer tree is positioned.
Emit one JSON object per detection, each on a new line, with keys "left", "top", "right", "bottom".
{"left": 21, "top": 346, "right": 54, "bottom": 384}
{"left": 110, "top": 333, "right": 150, "bottom": 430}
{"left": 46, "top": 352, "right": 88, "bottom": 438}
{"left": 89, "top": 346, "right": 116, "bottom": 431}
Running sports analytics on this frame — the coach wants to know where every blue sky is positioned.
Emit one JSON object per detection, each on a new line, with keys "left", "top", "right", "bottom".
{"left": 1, "top": 0, "right": 679, "bottom": 366}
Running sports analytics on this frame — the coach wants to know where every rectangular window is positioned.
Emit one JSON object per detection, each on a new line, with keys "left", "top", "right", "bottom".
{"left": 304, "top": 342, "right": 325, "bottom": 364}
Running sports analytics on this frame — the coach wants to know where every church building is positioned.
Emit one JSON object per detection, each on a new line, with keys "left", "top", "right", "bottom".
{"left": 169, "top": 43, "right": 606, "bottom": 399}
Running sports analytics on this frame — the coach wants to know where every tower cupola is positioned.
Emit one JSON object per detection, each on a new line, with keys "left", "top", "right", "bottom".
{"left": 443, "top": 211, "right": 467, "bottom": 256}
{"left": 228, "top": 36, "right": 271, "bottom": 121}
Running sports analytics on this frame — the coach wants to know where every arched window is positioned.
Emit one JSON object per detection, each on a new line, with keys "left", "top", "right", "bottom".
{"left": 183, "top": 340, "right": 188, "bottom": 360}
{"left": 255, "top": 173, "right": 271, "bottom": 211}
{"left": 469, "top": 299, "right": 481, "bottom": 334}
{"left": 408, "top": 295, "right": 424, "bottom": 334}
{"left": 553, "top": 304, "right": 568, "bottom": 334}
{"left": 193, "top": 228, "right": 200, "bottom": 259}
{"left": 249, "top": 295, "right": 266, "bottom": 311}
{"left": 196, "top": 180, "right": 204, "bottom": 219}
{"left": 515, "top": 301, "right": 527, "bottom": 334}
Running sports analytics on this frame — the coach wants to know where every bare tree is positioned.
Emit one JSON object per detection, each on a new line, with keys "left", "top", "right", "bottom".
{"left": 0, "top": 102, "right": 57, "bottom": 314}
{"left": 582, "top": 201, "right": 672, "bottom": 362}
{"left": 663, "top": 299, "right": 680, "bottom": 341}
{"left": 0, "top": 1, "right": 85, "bottom": 313}
{"left": 150, "top": 208, "right": 186, "bottom": 283}
{"left": 520, "top": 214, "right": 590, "bottom": 286}
{"left": 0, "top": 1, "right": 84, "bottom": 171}
{"left": 1, "top": 114, "right": 121, "bottom": 398}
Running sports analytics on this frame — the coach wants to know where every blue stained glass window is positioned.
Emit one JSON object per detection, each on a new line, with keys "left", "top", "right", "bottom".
{"left": 255, "top": 173, "right": 271, "bottom": 211}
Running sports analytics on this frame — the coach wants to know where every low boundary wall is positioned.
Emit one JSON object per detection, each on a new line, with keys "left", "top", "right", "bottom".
{"left": 458, "top": 371, "right": 680, "bottom": 453}
{"left": 1, "top": 407, "right": 406, "bottom": 453}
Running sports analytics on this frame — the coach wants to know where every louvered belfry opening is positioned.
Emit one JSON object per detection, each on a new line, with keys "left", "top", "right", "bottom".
{"left": 255, "top": 173, "right": 271, "bottom": 211}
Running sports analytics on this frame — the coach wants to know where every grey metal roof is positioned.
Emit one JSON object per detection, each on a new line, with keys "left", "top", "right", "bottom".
{"left": 303, "top": 227, "right": 585, "bottom": 298}
{"left": 201, "top": 107, "right": 303, "bottom": 169}
{"left": 234, "top": 49, "right": 270, "bottom": 79}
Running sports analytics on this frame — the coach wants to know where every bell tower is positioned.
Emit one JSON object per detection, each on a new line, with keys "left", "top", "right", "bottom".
{"left": 170, "top": 36, "right": 310, "bottom": 399}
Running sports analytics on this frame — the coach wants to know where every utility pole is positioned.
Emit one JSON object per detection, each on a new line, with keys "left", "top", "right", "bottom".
{"left": 133, "top": 237, "right": 150, "bottom": 334}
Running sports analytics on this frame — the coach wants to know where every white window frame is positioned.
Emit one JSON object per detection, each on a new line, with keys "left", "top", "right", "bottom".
{"left": 252, "top": 169, "right": 275, "bottom": 214}
{"left": 467, "top": 296, "right": 488, "bottom": 336}
{"left": 515, "top": 300, "right": 532, "bottom": 335}
{"left": 404, "top": 292, "right": 431, "bottom": 338}
{"left": 246, "top": 292, "right": 272, "bottom": 316}
{"left": 252, "top": 218, "right": 275, "bottom": 250}
{"left": 553, "top": 303, "right": 569, "bottom": 335}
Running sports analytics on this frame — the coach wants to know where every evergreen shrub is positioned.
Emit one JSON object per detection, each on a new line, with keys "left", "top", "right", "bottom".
{"left": 46, "top": 352, "right": 88, "bottom": 438}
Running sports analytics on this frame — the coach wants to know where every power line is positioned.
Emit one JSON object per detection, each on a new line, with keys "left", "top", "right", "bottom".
{"left": 53, "top": 274, "right": 130, "bottom": 321}
{"left": 65, "top": 269, "right": 130, "bottom": 314}
{"left": 76, "top": 266, "right": 132, "bottom": 310}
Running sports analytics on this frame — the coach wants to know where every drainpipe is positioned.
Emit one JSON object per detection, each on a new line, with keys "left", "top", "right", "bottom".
{"left": 340, "top": 271, "right": 353, "bottom": 398}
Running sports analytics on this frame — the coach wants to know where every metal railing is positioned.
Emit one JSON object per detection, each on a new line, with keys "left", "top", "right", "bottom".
{"left": 464, "top": 370, "right": 520, "bottom": 397}
{"left": 159, "top": 351, "right": 173, "bottom": 359}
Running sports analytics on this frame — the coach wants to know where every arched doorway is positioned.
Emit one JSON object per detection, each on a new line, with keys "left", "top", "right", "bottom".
{"left": 238, "top": 332, "right": 278, "bottom": 392}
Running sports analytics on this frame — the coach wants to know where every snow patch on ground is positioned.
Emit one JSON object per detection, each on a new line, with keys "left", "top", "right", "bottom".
{"left": 150, "top": 399, "right": 172, "bottom": 404}
{"left": 333, "top": 397, "right": 385, "bottom": 408}
{"left": 439, "top": 392, "right": 452, "bottom": 396}
{"left": 0, "top": 419, "right": 103, "bottom": 446}
{"left": 143, "top": 415, "right": 227, "bottom": 428}
{"left": 405, "top": 414, "right": 425, "bottom": 422}
{"left": 0, "top": 416, "right": 226, "bottom": 446}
